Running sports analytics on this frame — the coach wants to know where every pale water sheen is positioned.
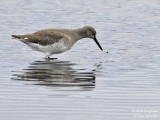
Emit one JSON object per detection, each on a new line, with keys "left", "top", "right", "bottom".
{"left": 0, "top": 0, "right": 160, "bottom": 120}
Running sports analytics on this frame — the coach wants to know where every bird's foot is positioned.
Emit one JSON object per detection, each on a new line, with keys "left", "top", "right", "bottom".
{"left": 44, "top": 57, "right": 58, "bottom": 60}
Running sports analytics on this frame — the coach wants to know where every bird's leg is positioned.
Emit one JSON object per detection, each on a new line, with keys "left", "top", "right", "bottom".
{"left": 44, "top": 54, "right": 50, "bottom": 60}
{"left": 45, "top": 56, "right": 50, "bottom": 59}
{"left": 44, "top": 56, "right": 57, "bottom": 60}
{"left": 45, "top": 54, "right": 50, "bottom": 59}
{"left": 45, "top": 53, "right": 58, "bottom": 60}
{"left": 48, "top": 57, "right": 58, "bottom": 60}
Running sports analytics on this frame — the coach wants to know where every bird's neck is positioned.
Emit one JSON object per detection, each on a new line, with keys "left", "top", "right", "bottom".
{"left": 73, "top": 27, "right": 88, "bottom": 42}
{"left": 60, "top": 27, "right": 88, "bottom": 47}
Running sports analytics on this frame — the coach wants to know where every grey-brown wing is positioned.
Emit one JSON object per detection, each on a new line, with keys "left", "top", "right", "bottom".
{"left": 23, "top": 30, "right": 66, "bottom": 46}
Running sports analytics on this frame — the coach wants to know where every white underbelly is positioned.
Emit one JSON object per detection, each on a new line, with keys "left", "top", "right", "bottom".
{"left": 28, "top": 41, "right": 69, "bottom": 54}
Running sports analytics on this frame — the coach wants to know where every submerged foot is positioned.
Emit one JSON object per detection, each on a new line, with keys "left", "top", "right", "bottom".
{"left": 44, "top": 57, "right": 58, "bottom": 60}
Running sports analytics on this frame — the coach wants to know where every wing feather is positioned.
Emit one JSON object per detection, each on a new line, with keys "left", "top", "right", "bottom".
{"left": 15, "top": 30, "right": 67, "bottom": 46}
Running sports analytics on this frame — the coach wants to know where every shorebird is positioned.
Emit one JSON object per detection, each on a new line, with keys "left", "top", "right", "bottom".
{"left": 11, "top": 26, "right": 103, "bottom": 59}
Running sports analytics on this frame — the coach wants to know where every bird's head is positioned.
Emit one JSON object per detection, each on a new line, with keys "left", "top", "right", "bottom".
{"left": 84, "top": 26, "right": 103, "bottom": 51}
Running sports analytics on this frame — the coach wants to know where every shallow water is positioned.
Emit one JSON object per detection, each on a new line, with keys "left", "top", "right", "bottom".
{"left": 0, "top": 0, "right": 160, "bottom": 120}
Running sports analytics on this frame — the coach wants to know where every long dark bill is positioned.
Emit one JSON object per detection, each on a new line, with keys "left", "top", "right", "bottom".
{"left": 94, "top": 37, "right": 103, "bottom": 51}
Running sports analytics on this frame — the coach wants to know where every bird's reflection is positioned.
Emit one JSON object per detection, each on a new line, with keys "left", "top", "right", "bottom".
{"left": 12, "top": 60, "right": 95, "bottom": 90}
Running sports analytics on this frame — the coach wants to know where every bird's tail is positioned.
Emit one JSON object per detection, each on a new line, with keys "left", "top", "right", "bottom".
{"left": 11, "top": 35, "right": 23, "bottom": 39}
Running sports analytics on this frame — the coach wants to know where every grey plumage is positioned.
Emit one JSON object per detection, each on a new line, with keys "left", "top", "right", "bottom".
{"left": 11, "top": 26, "right": 103, "bottom": 58}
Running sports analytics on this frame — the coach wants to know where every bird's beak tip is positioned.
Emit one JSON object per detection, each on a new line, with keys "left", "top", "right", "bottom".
{"left": 94, "top": 37, "right": 103, "bottom": 51}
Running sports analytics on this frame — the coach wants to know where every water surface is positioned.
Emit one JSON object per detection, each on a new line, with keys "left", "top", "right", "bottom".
{"left": 0, "top": 0, "right": 160, "bottom": 120}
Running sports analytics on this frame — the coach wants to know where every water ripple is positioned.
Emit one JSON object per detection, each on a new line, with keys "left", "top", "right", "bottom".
{"left": 12, "top": 60, "right": 95, "bottom": 90}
